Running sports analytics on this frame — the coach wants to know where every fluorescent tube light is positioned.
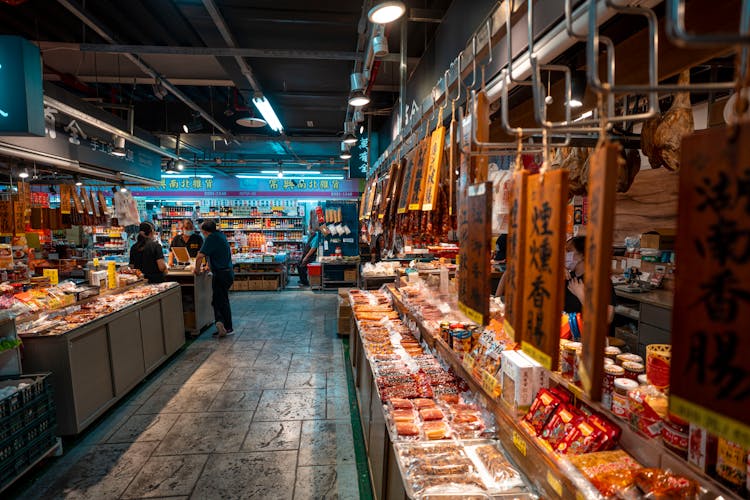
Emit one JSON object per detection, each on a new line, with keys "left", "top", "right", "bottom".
{"left": 573, "top": 110, "right": 594, "bottom": 122}
{"left": 161, "top": 174, "right": 214, "bottom": 179}
{"left": 252, "top": 96, "right": 284, "bottom": 132}
{"left": 260, "top": 170, "right": 321, "bottom": 175}
{"left": 236, "top": 174, "right": 344, "bottom": 180}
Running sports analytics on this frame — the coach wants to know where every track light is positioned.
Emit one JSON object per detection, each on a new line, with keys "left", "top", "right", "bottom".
{"left": 175, "top": 160, "right": 186, "bottom": 171}
{"left": 349, "top": 91, "right": 370, "bottom": 107}
{"left": 18, "top": 168, "right": 29, "bottom": 179}
{"left": 340, "top": 143, "right": 352, "bottom": 160}
{"left": 368, "top": 1, "right": 406, "bottom": 24}
{"left": 119, "top": 183, "right": 128, "bottom": 193}
{"left": 372, "top": 34, "right": 389, "bottom": 58}
{"left": 570, "top": 71, "right": 587, "bottom": 108}
{"left": 74, "top": 175, "right": 83, "bottom": 187}
{"left": 112, "top": 136, "right": 126, "bottom": 157}
{"left": 350, "top": 72, "right": 366, "bottom": 93}
{"left": 343, "top": 121, "right": 358, "bottom": 145}
{"left": 182, "top": 114, "right": 203, "bottom": 134}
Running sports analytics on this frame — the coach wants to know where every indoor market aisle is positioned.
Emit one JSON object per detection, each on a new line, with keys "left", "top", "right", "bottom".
{"left": 18, "top": 289, "right": 364, "bottom": 500}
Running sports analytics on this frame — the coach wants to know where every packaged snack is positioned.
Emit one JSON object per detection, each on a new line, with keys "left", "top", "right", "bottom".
{"left": 627, "top": 386, "right": 665, "bottom": 439}
{"left": 471, "top": 444, "right": 524, "bottom": 487}
{"left": 391, "top": 409, "right": 417, "bottom": 423}
{"left": 587, "top": 413, "right": 621, "bottom": 452}
{"left": 569, "top": 450, "right": 643, "bottom": 497}
{"left": 523, "top": 389, "right": 562, "bottom": 435}
{"left": 558, "top": 419, "right": 604, "bottom": 455}
{"left": 612, "top": 378, "right": 638, "bottom": 419}
{"left": 407, "top": 455, "right": 475, "bottom": 476}
{"left": 389, "top": 398, "right": 414, "bottom": 410}
{"left": 423, "top": 420, "right": 450, "bottom": 440}
{"left": 501, "top": 350, "right": 536, "bottom": 414}
{"left": 410, "top": 473, "right": 486, "bottom": 494}
{"left": 396, "top": 422, "right": 420, "bottom": 437}
{"left": 412, "top": 398, "right": 436, "bottom": 409}
{"left": 419, "top": 407, "right": 444, "bottom": 421}
{"left": 717, "top": 438, "right": 748, "bottom": 492}
{"left": 632, "top": 468, "right": 701, "bottom": 499}
{"left": 436, "top": 393, "right": 460, "bottom": 405}
{"left": 688, "top": 424, "right": 718, "bottom": 475}
{"left": 541, "top": 405, "right": 584, "bottom": 449}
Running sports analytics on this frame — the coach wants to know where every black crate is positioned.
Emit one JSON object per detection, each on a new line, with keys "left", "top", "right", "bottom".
{"left": 0, "top": 409, "right": 56, "bottom": 464}
{"left": 0, "top": 430, "right": 57, "bottom": 492}
{"left": 0, "top": 374, "right": 53, "bottom": 420}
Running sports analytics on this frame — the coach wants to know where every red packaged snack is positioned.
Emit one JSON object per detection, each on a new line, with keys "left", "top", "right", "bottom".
{"left": 541, "top": 405, "right": 584, "bottom": 449}
{"left": 633, "top": 468, "right": 701, "bottom": 499}
{"left": 389, "top": 398, "right": 414, "bottom": 410}
{"left": 396, "top": 422, "right": 420, "bottom": 436}
{"left": 452, "top": 411, "right": 482, "bottom": 424}
{"left": 437, "top": 393, "right": 460, "bottom": 405}
{"left": 523, "top": 389, "right": 562, "bottom": 435}
{"left": 558, "top": 420, "right": 604, "bottom": 455}
{"left": 412, "top": 398, "right": 437, "bottom": 409}
{"left": 588, "top": 413, "right": 621, "bottom": 452}
{"left": 419, "top": 407, "right": 444, "bottom": 421}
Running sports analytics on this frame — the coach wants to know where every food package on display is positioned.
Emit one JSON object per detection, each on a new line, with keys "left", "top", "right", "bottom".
{"left": 716, "top": 438, "right": 748, "bottom": 492}
{"left": 501, "top": 350, "right": 536, "bottom": 414}
{"left": 517, "top": 350, "right": 549, "bottom": 397}
{"left": 569, "top": 450, "right": 643, "bottom": 497}
{"left": 523, "top": 388, "right": 564, "bottom": 435}
{"left": 627, "top": 385, "right": 666, "bottom": 439}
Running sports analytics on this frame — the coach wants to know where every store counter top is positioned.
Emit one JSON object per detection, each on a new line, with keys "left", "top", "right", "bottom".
{"left": 614, "top": 288, "right": 673, "bottom": 309}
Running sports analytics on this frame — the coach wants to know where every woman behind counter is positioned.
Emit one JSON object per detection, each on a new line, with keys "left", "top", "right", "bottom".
{"left": 168, "top": 219, "right": 203, "bottom": 265}
{"left": 129, "top": 222, "right": 167, "bottom": 283}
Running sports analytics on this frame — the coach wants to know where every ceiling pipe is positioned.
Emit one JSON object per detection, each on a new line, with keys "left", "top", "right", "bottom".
{"left": 55, "top": 0, "right": 234, "bottom": 139}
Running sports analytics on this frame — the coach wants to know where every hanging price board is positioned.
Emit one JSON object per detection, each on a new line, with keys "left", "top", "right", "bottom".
{"left": 81, "top": 187, "right": 93, "bottom": 215}
{"left": 59, "top": 185, "right": 71, "bottom": 215}
{"left": 422, "top": 124, "right": 446, "bottom": 211}
{"left": 97, "top": 191, "right": 108, "bottom": 218}
{"left": 397, "top": 149, "right": 416, "bottom": 214}
{"left": 581, "top": 142, "right": 619, "bottom": 400}
{"left": 408, "top": 138, "right": 431, "bottom": 210}
{"left": 72, "top": 187, "right": 83, "bottom": 214}
{"left": 43, "top": 268, "right": 59, "bottom": 285}
{"left": 505, "top": 170, "right": 528, "bottom": 341}
{"left": 670, "top": 124, "right": 750, "bottom": 448}
{"left": 520, "top": 170, "right": 568, "bottom": 370}
{"left": 91, "top": 191, "right": 101, "bottom": 217}
{"left": 457, "top": 182, "right": 492, "bottom": 325}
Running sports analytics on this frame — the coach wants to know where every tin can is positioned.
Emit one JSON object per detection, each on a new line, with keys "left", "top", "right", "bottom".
{"left": 439, "top": 321, "right": 451, "bottom": 344}
{"left": 561, "top": 342, "right": 580, "bottom": 380}
{"left": 602, "top": 365, "right": 625, "bottom": 410}
{"left": 616, "top": 353, "right": 643, "bottom": 366}
{"left": 622, "top": 361, "right": 645, "bottom": 381}
{"left": 468, "top": 325, "right": 481, "bottom": 350}
{"left": 662, "top": 413, "right": 689, "bottom": 459}
{"left": 452, "top": 329, "right": 472, "bottom": 354}
{"left": 612, "top": 378, "right": 638, "bottom": 419}
{"left": 604, "top": 346, "right": 621, "bottom": 361}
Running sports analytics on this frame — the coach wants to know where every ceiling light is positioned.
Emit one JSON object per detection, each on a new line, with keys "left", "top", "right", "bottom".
{"left": 235, "top": 113, "right": 268, "bottom": 128}
{"left": 160, "top": 174, "right": 214, "bottom": 179}
{"left": 236, "top": 174, "right": 344, "bottom": 180}
{"left": 277, "top": 169, "right": 283, "bottom": 178}
{"left": 260, "top": 170, "right": 321, "bottom": 175}
{"left": 120, "top": 183, "right": 128, "bottom": 193}
{"left": 18, "top": 168, "right": 29, "bottom": 179}
{"left": 350, "top": 72, "right": 366, "bottom": 93}
{"left": 112, "top": 136, "right": 126, "bottom": 157}
{"left": 573, "top": 110, "right": 594, "bottom": 122}
{"left": 340, "top": 143, "right": 352, "bottom": 160}
{"left": 252, "top": 95, "right": 284, "bottom": 132}
{"left": 372, "top": 34, "right": 389, "bottom": 58}
{"left": 343, "top": 133, "right": 357, "bottom": 145}
{"left": 368, "top": 1, "right": 406, "bottom": 24}
{"left": 360, "top": 125, "right": 365, "bottom": 134}
{"left": 74, "top": 175, "right": 83, "bottom": 187}
{"left": 570, "top": 71, "right": 587, "bottom": 109}
{"left": 182, "top": 115, "right": 203, "bottom": 134}
{"left": 349, "top": 91, "right": 370, "bottom": 107}
{"left": 175, "top": 160, "right": 186, "bottom": 171}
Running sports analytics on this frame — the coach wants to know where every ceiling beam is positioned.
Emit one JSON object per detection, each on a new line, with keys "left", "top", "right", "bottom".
{"left": 409, "top": 8, "right": 443, "bottom": 23}
{"left": 44, "top": 74, "right": 235, "bottom": 87}
{"left": 54, "top": 0, "right": 234, "bottom": 139}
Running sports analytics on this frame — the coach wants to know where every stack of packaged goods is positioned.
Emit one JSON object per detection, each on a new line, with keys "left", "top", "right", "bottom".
{"left": 349, "top": 289, "right": 535, "bottom": 498}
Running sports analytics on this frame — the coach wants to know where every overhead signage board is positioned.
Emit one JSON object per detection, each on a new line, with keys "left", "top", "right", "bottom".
{"left": 0, "top": 36, "right": 45, "bottom": 136}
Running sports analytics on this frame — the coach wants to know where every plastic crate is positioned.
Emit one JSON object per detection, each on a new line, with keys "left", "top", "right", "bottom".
{"left": 0, "top": 430, "right": 57, "bottom": 492}
{"left": 0, "top": 374, "right": 52, "bottom": 420}
{"left": 0, "top": 407, "right": 56, "bottom": 464}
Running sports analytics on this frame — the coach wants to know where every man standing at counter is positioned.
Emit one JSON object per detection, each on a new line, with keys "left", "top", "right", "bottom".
{"left": 194, "top": 220, "right": 234, "bottom": 337}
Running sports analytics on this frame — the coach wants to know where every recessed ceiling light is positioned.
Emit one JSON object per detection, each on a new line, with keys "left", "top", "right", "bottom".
{"left": 306, "top": 120, "right": 314, "bottom": 128}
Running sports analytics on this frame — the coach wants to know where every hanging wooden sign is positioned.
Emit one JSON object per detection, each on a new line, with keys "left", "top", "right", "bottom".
{"left": 397, "top": 149, "right": 416, "bottom": 214}
{"left": 457, "top": 182, "right": 492, "bottom": 325}
{"left": 370, "top": 178, "right": 384, "bottom": 220}
{"left": 12, "top": 200, "right": 24, "bottom": 235}
{"left": 388, "top": 157, "right": 406, "bottom": 222}
{"left": 59, "top": 185, "right": 71, "bottom": 215}
{"left": 81, "top": 187, "right": 93, "bottom": 215}
{"left": 448, "top": 109, "right": 458, "bottom": 217}
{"left": 358, "top": 188, "right": 367, "bottom": 221}
{"left": 520, "top": 170, "right": 569, "bottom": 370}
{"left": 91, "top": 191, "right": 101, "bottom": 218}
{"left": 0, "top": 201, "right": 12, "bottom": 234}
{"left": 472, "top": 90, "right": 490, "bottom": 184}
{"left": 17, "top": 181, "right": 30, "bottom": 221}
{"left": 504, "top": 169, "right": 529, "bottom": 341}
{"left": 71, "top": 186, "right": 83, "bottom": 214}
{"left": 581, "top": 142, "right": 619, "bottom": 401}
{"left": 98, "top": 191, "right": 108, "bottom": 218}
{"left": 408, "top": 138, "right": 431, "bottom": 210}
{"left": 378, "top": 163, "right": 395, "bottom": 218}
{"left": 670, "top": 124, "right": 750, "bottom": 449}
{"left": 422, "top": 124, "right": 446, "bottom": 211}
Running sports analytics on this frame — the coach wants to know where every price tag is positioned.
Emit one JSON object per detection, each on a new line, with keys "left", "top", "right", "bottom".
{"left": 463, "top": 353, "right": 476, "bottom": 371}
{"left": 481, "top": 369, "right": 499, "bottom": 397}
{"left": 108, "top": 231, "right": 121, "bottom": 238}
{"left": 512, "top": 430, "right": 527, "bottom": 456}
{"left": 43, "top": 268, "right": 58, "bottom": 285}
{"left": 568, "top": 382, "right": 584, "bottom": 401}
{"left": 546, "top": 471, "right": 563, "bottom": 497}
{"left": 107, "top": 261, "right": 117, "bottom": 289}
{"left": 576, "top": 492, "right": 586, "bottom": 500}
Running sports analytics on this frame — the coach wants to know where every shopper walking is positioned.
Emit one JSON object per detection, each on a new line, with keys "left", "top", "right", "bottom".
{"left": 298, "top": 221, "right": 321, "bottom": 287}
{"left": 194, "top": 220, "right": 234, "bottom": 337}
{"left": 129, "top": 222, "right": 167, "bottom": 283}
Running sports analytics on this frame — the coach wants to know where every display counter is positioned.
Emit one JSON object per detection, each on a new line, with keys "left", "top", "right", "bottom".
{"left": 18, "top": 283, "right": 185, "bottom": 435}
{"left": 350, "top": 284, "right": 740, "bottom": 500}
{"left": 167, "top": 269, "right": 214, "bottom": 336}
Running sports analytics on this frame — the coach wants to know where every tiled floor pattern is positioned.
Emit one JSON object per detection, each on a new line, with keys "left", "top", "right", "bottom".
{"left": 18, "top": 289, "right": 360, "bottom": 500}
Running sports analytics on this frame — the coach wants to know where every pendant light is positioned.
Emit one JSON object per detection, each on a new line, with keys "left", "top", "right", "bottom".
{"left": 340, "top": 143, "right": 352, "bottom": 160}
{"left": 368, "top": 1, "right": 406, "bottom": 24}
{"left": 570, "top": 71, "right": 587, "bottom": 108}
{"left": 349, "top": 91, "right": 370, "bottom": 107}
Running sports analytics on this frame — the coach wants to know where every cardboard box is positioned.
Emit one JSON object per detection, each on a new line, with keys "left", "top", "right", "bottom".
{"left": 501, "top": 351, "right": 535, "bottom": 415}
{"left": 640, "top": 229, "right": 676, "bottom": 250}
{"left": 337, "top": 316, "right": 351, "bottom": 336}
{"left": 344, "top": 269, "right": 357, "bottom": 282}
{"left": 517, "top": 351, "right": 549, "bottom": 397}
{"left": 310, "top": 276, "right": 322, "bottom": 287}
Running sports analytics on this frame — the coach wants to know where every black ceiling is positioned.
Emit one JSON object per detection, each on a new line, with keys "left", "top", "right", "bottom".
{"left": 0, "top": 0, "right": 452, "bottom": 170}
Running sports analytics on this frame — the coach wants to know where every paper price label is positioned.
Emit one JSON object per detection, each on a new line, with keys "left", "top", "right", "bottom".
{"left": 547, "top": 471, "right": 563, "bottom": 497}
{"left": 512, "top": 430, "right": 527, "bottom": 456}
{"left": 463, "top": 354, "right": 476, "bottom": 371}
{"left": 481, "top": 370, "right": 499, "bottom": 397}
{"left": 43, "top": 268, "right": 58, "bottom": 285}
{"left": 107, "top": 262, "right": 117, "bottom": 290}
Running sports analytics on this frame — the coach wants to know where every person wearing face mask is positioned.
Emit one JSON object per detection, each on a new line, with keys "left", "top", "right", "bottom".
{"left": 168, "top": 219, "right": 203, "bottom": 266}
{"left": 564, "top": 236, "right": 615, "bottom": 322}
{"left": 129, "top": 222, "right": 167, "bottom": 283}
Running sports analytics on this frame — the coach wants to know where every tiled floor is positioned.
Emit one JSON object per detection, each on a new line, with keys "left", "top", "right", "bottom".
{"left": 18, "top": 288, "right": 361, "bottom": 500}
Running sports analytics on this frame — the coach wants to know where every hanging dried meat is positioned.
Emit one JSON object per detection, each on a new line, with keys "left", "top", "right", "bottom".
{"left": 617, "top": 147, "right": 641, "bottom": 193}
{"left": 640, "top": 71, "right": 694, "bottom": 171}
{"left": 562, "top": 147, "right": 590, "bottom": 196}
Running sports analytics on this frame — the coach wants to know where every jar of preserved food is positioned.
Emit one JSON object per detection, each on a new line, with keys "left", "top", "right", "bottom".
{"left": 602, "top": 365, "right": 625, "bottom": 410}
{"left": 612, "top": 378, "right": 638, "bottom": 419}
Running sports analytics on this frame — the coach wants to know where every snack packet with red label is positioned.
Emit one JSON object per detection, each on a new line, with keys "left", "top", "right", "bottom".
{"left": 523, "top": 389, "right": 562, "bottom": 435}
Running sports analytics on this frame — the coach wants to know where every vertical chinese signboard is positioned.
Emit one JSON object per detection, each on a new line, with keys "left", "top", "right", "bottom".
{"left": 458, "top": 182, "right": 492, "bottom": 325}
{"left": 504, "top": 170, "right": 528, "bottom": 340}
{"left": 408, "top": 138, "right": 431, "bottom": 210}
{"left": 521, "top": 170, "right": 568, "bottom": 370}
{"left": 670, "top": 125, "right": 750, "bottom": 449}
{"left": 422, "top": 124, "right": 446, "bottom": 211}
{"left": 581, "top": 143, "right": 619, "bottom": 400}
{"left": 397, "top": 149, "right": 417, "bottom": 214}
